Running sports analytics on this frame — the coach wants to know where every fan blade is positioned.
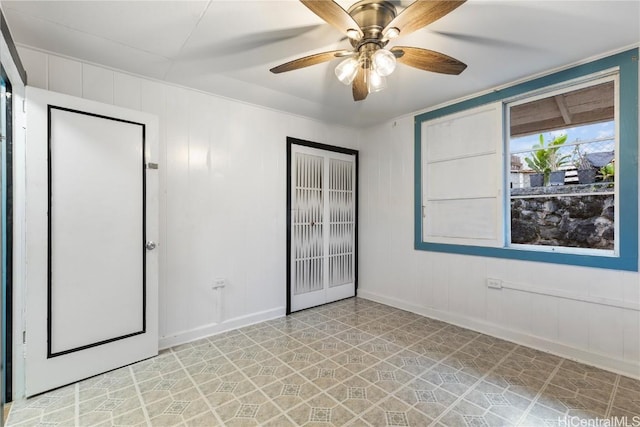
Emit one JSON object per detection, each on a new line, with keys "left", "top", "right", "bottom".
{"left": 300, "top": 0, "right": 363, "bottom": 39}
{"left": 383, "top": 0, "right": 466, "bottom": 39}
{"left": 391, "top": 46, "right": 467, "bottom": 75}
{"left": 270, "top": 50, "right": 351, "bottom": 73}
{"left": 352, "top": 66, "right": 367, "bottom": 101}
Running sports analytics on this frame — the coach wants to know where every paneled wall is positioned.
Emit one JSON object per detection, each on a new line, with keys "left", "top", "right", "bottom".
{"left": 358, "top": 114, "right": 640, "bottom": 378}
{"left": 14, "top": 45, "right": 640, "bottom": 396}
{"left": 17, "top": 47, "right": 360, "bottom": 351}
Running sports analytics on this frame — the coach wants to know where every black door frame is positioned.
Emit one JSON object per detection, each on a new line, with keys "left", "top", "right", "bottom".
{"left": 286, "top": 136, "right": 359, "bottom": 315}
{"left": 1, "top": 64, "right": 13, "bottom": 403}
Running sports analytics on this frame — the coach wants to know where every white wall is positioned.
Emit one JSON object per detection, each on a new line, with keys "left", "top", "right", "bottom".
{"left": 16, "top": 47, "right": 360, "bottom": 358}
{"left": 358, "top": 113, "right": 640, "bottom": 379}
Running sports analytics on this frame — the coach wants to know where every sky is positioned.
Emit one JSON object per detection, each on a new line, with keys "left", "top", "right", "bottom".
{"left": 510, "top": 121, "right": 615, "bottom": 169}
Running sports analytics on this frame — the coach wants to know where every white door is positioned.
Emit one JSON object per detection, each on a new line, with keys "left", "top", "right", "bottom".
{"left": 24, "top": 87, "right": 159, "bottom": 396}
{"left": 290, "top": 144, "right": 356, "bottom": 312}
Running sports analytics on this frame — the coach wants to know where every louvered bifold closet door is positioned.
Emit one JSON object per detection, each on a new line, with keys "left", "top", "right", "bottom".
{"left": 293, "top": 153, "right": 324, "bottom": 297}
{"left": 290, "top": 144, "right": 356, "bottom": 312}
{"left": 328, "top": 159, "right": 354, "bottom": 288}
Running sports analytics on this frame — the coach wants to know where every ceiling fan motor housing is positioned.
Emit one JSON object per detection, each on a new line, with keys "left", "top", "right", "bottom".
{"left": 348, "top": 0, "right": 397, "bottom": 51}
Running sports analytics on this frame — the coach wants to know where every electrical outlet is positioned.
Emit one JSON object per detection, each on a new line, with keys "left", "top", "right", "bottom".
{"left": 212, "top": 278, "right": 226, "bottom": 289}
{"left": 486, "top": 278, "right": 503, "bottom": 289}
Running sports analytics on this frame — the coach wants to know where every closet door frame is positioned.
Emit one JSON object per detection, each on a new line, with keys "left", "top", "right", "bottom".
{"left": 286, "top": 137, "right": 358, "bottom": 315}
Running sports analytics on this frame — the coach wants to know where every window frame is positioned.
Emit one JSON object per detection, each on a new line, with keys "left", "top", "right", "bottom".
{"left": 505, "top": 73, "right": 619, "bottom": 256}
{"left": 414, "top": 48, "right": 638, "bottom": 271}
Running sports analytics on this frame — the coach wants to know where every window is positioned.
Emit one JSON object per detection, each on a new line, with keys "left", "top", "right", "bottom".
{"left": 414, "top": 48, "right": 638, "bottom": 271}
{"left": 507, "top": 76, "right": 617, "bottom": 254}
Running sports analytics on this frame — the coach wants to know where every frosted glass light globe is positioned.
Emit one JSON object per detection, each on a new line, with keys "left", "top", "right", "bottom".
{"left": 334, "top": 57, "right": 359, "bottom": 85}
{"left": 372, "top": 49, "right": 396, "bottom": 77}
{"left": 367, "top": 69, "right": 387, "bottom": 93}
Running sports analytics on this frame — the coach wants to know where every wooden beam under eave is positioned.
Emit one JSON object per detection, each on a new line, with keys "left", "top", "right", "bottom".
{"left": 554, "top": 94, "right": 572, "bottom": 125}
{"left": 510, "top": 107, "right": 614, "bottom": 138}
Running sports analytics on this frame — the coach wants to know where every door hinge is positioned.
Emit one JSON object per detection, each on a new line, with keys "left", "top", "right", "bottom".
{"left": 22, "top": 98, "right": 26, "bottom": 113}
{"left": 22, "top": 330, "right": 26, "bottom": 343}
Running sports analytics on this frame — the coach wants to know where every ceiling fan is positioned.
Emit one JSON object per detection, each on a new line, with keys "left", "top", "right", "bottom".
{"left": 270, "top": 0, "right": 468, "bottom": 101}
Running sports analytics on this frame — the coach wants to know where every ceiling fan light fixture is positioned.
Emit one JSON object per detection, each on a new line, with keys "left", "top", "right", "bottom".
{"left": 335, "top": 56, "right": 360, "bottom": 85}
{"left": 346, "top": 28, "right": 361, "bottom": 39}
{"left": 372, "top": 48, "right": 396, "bottom": 77}
{"left": 367, "top": 68, "right": 387, "bottom": 93}
{"left": 383, "top": 27, "right": 400, "bottom": 40}
{"left": 271, "top": 0, "right": 469, "bottom": 102}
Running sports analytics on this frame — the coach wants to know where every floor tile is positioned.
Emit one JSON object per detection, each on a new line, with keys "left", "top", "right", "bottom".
{"left": 438, "top": 399, "right": 511, "bottom": 427}
{"left": 409, "top": 339, "right": 460, "bottom": 363}
{"left": 420, "top": 362, "right": 481, "bottom": 397}
{"left": 238, "top": 356, "right": 296, "bottom": 388}
{"left": 299, "top": 359, "right": 353, "bottom": 390}
{"left": 286, "top": 393, "right": 355, "bottom": 426}
{"left": 360, "top": 396, "right": 433, "bottom": 426}
{"left": 240, "top": 325, "right": 285, "bottom": 344}
{"left": 331, "top": 349, "right": 381, "bottom": 375}
{"left": 440, "top": 351, "right": 499, "bottom": 379}
{"left": 535, "top": 383, "right": 609, "bottom": 418}
{"left": 464, "top": 380, "right": 532, "bottom": 423}
{"left": 276, "top": 347, "right": 326, "bottom": 371}
{"left": 202, "top": 370, "right": 258, "bottom": 407}
{"left": 172, "top": 340, "right": 222, "bottom": 368}
{"left": 79, "top": 385, "right": 143, "bottom": 422}
{"left": 392, "top": 378, "right": 458, "bottom": 420}
{"left": 358, "top": 361, "right": 416, "bottom": 394}
{"left": 225, "top": 345, "right": 274, "bottom": 369}
{"left": 7, "top": 297, "right": 640, "bottom": 427}
{"left": 308, "top": 336, "right": 354, "bottom": 358}
{"left": 136, "top": 369, "right": 194, "bottom": 406}
{"left": 618, "top": 375, "right": 640, "bottom": 393}
{"left": 183, "top": 354, "right": 238, "bottom": 385}
{"left": 518, "top": 402, "right": 566, "bottom": 427}
{"left": 326, "top": 375, "right": 388, "bottom": 416}
{"left": 261, "top": 373, "right": 322, "bottom": 412}
{"left": 610, "top": 384, "right": 640, "bottom": 414}
{"left": 482, "top": 365, "right": 547, "bottom": 401}
{"left": 548, "top": 367, "right": 615, "bottom": 404}
{"left": 385, "top": 349, "right": 437, "bottom": 377}
{"left": 212, "top": 397, "right": 275, "bottom": 426}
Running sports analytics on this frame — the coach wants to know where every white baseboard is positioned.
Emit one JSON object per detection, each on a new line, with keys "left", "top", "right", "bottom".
{"left": 158, "top": 307, "right": 285, "bottom": 350}
{"left": 358, "top": 290, "right": 640, "bottom": 380}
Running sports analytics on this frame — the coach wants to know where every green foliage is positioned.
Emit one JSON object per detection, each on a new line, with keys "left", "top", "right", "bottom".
{"left": 524, "top": 135, "right": 551, "bottom": 174}
{"left": 524, "top": 134, "right": 571, "bottom": 184}
{"left": 600, "top": 162, "right": 615, "bottom": 181}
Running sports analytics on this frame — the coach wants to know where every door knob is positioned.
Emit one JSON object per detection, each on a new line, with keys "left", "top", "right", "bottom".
{"left": 145, "top": 241, "right": 157, "bottom": 250}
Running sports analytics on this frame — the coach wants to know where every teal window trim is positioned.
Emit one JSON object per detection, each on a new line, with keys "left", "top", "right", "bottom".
{"left": 414, "top": 48, "right": 639, "bottom": 271}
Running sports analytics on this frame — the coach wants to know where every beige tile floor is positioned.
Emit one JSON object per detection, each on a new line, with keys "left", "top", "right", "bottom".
{"left": 6, "top": 297, "right": 640, "bottom": 426}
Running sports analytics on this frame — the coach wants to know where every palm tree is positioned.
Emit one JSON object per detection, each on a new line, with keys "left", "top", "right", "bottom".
{"left": 525, "top": 134, "right": 570, "bottom": 185}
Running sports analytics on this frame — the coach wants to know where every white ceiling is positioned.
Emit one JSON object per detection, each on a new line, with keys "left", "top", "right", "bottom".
{"left": 2, "top": 0, "right": 639, "bottom": 127}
